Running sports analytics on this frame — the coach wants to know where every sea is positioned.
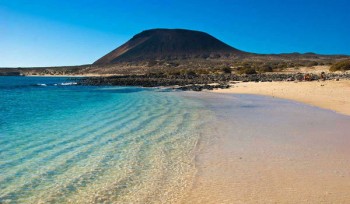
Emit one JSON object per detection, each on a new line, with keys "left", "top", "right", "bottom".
{"left": 0, "top": 76, "right": 211, "bottom": 203}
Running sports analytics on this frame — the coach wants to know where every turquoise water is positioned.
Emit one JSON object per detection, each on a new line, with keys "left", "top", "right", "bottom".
{"left": 0, "top": 77, "right": 208, "bottom": 203}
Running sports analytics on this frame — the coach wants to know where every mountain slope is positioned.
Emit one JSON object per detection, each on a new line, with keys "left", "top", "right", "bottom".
{"left": 94, "top": 29, "right": 245, "bottom": 64}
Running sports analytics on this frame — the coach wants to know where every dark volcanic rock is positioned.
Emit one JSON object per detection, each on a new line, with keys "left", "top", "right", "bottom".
{"left": 0, "top": 71, "right": 22, "bottom": 76}
{"left": 79, "top": 74, "right": 233, "bottom": 91}
{"left": 79, "top": 72, "right": 350, "bottom": 91}
{"left": 93, "top": 29, "right": 245, "bottom": 64}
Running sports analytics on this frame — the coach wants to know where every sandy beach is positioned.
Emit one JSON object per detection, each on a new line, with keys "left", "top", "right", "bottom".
{"left": 185, "top": 93, "right": 350, "bottom": 203}
{"left": 211, "top": 79, "right": 350, "bottom": 116}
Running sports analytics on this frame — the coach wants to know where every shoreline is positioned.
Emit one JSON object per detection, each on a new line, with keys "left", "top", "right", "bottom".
{"left": 5, "top": 75, "right": 350, "bottom": 115}
{"left": 211, "top": 79, "right": 350, "bottom": 116}
{"left": 2, "top": 76, "right": 350, "bottom": 202}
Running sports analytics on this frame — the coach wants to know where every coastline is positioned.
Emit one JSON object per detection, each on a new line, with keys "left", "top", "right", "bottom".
{"left": 210, "top": 79, "right": 350, "bottom": 116}
{"left": 2, "top": 76, "right": 350, "bottom": 202}
{"left": 19, "top": 74, "right": 350, "bottom": 116}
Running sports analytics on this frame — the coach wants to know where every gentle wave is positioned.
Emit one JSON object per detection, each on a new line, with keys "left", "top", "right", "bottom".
{"left": 59, "top": 82, "right": 78, "bottom": 86}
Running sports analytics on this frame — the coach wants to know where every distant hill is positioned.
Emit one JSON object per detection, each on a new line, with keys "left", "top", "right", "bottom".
{"left": 94, "top": 28, "right": 245, "bottom": 64}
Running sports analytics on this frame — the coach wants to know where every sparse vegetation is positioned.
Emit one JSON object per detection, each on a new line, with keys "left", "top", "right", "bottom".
{"left": 236, "top": 67, "right": 257, "bottom": 75}
{"left": 1, "top": 54, "right": 349, "bottom": 76}
{"left": 221, "top": 67, "right": 232, "bottom": 74}
{"left": 329, "top": 60, "right": 350, "bottom": 72}
{"left": 257, "top": 64, "right": 273, "bottom": 73}
{"left": 185, "top": 70, "right": 197, "bottom": 76}
{"left": 306, "top": 61, "right": 318, "bottom": 67}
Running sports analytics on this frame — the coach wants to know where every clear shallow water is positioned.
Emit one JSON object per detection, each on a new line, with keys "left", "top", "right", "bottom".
{"left": 0, "top": 77, "right": 208, "bottom": 203}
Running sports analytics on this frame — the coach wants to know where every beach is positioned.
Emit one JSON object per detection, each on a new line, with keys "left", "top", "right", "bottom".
{"left": 211, "top": 79, "right": 350, "bottom": 116}
{"left": 1, "top": 76, "right": 350, "bottom": 203}
{"left": 185, "top": 93, "right": 350, "bottom": 203}
{"left": 2, "top": 0, "right": 350, "bottom": 202}
{"left": 190, "top": 80, "right": 350, "bottom": 202}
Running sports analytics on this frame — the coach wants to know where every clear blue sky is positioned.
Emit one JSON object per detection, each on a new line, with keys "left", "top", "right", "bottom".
{"left": 1, "top": 0, "right": 349, "bottom": 67}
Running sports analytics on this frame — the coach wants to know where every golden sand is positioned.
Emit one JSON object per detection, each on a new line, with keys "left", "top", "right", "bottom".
{"left": 211, "top": 80, "right": 350, "bottom": 116}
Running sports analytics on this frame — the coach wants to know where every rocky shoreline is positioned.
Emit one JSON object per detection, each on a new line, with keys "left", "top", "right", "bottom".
{"left": 78, "top": 72, "right": 350, "bottom": 91}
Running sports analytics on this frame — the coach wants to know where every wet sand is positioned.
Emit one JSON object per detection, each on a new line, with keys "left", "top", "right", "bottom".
{"left": 211, "top": 80, "right": 350, "bottom": 116}
{"left": 185, "top": 93, "right": 350, "bottom": 203}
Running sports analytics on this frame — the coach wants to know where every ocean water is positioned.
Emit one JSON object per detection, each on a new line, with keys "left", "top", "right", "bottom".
{"left": 0, "top": 77, "right": 209, "bottom": 203}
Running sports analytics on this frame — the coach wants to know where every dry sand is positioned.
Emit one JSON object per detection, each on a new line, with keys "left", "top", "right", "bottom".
{"left": 211, "top": 80, "right": 350, "bottom": 116}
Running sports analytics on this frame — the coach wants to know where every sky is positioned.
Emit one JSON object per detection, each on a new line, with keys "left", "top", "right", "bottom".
{"left": 1, "top": 0, "right": 349, "bottom": 67}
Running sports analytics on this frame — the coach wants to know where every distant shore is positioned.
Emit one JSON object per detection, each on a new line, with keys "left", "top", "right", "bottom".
{"left": 211, "top": 80, "right": 350, "bottom": 116}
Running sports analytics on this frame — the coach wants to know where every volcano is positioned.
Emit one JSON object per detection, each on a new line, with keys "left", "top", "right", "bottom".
{"left": 94, "top": 28, "right": 245, "bottom": 64}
